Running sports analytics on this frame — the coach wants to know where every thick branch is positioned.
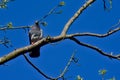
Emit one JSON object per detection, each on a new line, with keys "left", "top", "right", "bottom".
{"left": 0, "top": 25, "right": 120, "bottom": 65}
{"left": 69, "top": 37, "right": 120, "bottom": 59}
{"left": 0, "top": 0, "right": 97, "bottom": 65}
{"left": 61, "top": 0, "right": 95, "bottom": 36}
{"left": 0, "top": 36, "right": 64, "bottom": 65}
{"left": 0, "top": 38, "right": 46, "bottom": 65}
{"left": 0, "top": 0, "right": 119, "bottom": 65}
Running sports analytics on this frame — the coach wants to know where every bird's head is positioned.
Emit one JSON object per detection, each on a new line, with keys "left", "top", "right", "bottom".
{"left": 35, "top": 20, "right": 39, "bottom": 25}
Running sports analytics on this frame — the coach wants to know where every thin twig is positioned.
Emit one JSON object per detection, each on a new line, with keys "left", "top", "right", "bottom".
{"left": 102, "top": 0, "right": 112, "bottom": 11}
{"left": 56, "top": 51, "right": 77, "bottom": 79}
{"left": 109, "top": 20, "right": 120, "bottom": 32}
{"left": 0, "top": 26, "right": 30, "bottom": 30}
{"left": 102, "top": 0, "right": 106, "bottom": 10}
{"left": 38, "top": 5, "right": 59, "bottom": 23}
{"left": 23, "top": 54, "right": 53, "bottom": 80}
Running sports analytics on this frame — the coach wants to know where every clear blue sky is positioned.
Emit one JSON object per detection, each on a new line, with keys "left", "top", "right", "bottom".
{"left": 0, "top": 0, "right": 120, "bottom": 80}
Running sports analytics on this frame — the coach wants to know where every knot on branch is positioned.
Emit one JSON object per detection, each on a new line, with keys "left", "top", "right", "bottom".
{"left": 46, "top": 35, "right": 52, "bottom": 42}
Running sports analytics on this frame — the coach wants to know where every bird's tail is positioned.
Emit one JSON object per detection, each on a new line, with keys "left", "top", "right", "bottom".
{"left": 29, "top": 47, "right": 40, "bottom": 58}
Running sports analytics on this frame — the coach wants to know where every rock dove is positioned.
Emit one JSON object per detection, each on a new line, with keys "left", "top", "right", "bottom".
{"left": 29, "top": 21, "right": 43, "bottom": 58}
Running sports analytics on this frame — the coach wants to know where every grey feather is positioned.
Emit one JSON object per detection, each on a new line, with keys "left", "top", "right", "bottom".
{"left": 29, "top": 21, "right": 43, "bottom": 58}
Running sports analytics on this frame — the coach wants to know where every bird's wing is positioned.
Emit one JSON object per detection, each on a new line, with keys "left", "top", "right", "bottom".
{"left": 29, "top": 31, "right": 32, "bottom": 44}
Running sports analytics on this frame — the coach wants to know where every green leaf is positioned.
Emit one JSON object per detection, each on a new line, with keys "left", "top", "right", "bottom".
{"left": 99, "top": 69, "right": 107, "bottom": 75}
{"left": 0, "top": 0, "right": 15, "bottom": 8}
{"left": 59, "top": 1, "right": 65, "bottom": 6}
{"left": 7, "top": 22, "right": 13, "bottom": 28}
{"left": 109, "top": 0, "right": 112, "bottom": 9}
{"left": 0, "top": 4, "right": 7, "bottom": 8}
{"left": 76, "top": 75, "right": 83, "bottom": 80}
{"left": 2, "top": 0, "right": 9, "bottom": 3}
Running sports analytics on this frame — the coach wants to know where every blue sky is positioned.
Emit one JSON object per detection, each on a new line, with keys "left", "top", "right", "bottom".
{"left": 0, "top": 0, "right": 120, "bottom": 80}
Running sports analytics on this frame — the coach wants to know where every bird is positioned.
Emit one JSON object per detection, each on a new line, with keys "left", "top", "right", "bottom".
{"left": 29, "top": 21, "right": 43, "bottom": 58}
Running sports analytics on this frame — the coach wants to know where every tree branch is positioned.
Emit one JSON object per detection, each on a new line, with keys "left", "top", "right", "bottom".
{"left": 0, "top": 35, "right": 66, "bottom": 65}
{"left": 55, "top": 51, "right": 76, "bottom": 80}
{"left": 23, "top": 54, "right": 53, "bottom": 80}
{"left": 60, "top": 0, "right": 95, "bottom": 36}
{"left": 0, "top": 0, "right": 97, "bottom": 65}
{"left": 0, "top": 0, "right": 119, "bottom": 75}
{"left": 66, "top": 26, "right": 120, "bottom": 38}
{"left": 0, "top": 25, "right": 120, "bottom": 65}
{"left": 38, "top": 5, "right": 59, "bottom": 23}
{"left": 0, "top": 26, "right": 30, "bottom": 30}
{"left": 0, "top": 38, "right": 46, "bottom": 65}
{"left": 23, "top": 51, "right": 76, "bottom": 80}
{"left": 0, "top": 0, "right": 119, "bottom": 80}
{"left": 69, "top": 37, "right": 120, "bottom": 60}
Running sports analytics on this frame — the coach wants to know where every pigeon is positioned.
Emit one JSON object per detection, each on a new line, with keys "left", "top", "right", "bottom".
{"left": 29, "top": 21, "right": 43, "bottom": 58}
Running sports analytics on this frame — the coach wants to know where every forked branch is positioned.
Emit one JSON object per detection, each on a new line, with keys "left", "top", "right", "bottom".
{"left": 0, "top": 0, "right": 120, "bottom": 80}
{"left": 61, "top": 0, "right": 95, "bottom": 36}
{"left": 0, "top": 25, "right": 120, "bottom": 65}
{"left": 23, "top": 51, "right": 76, "bottom": 80}
{"left": 66, "top": 26, "right": 120, "bottom": 38}
{"left": 69, "top": 37, "right": 120, "bottom": 60}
